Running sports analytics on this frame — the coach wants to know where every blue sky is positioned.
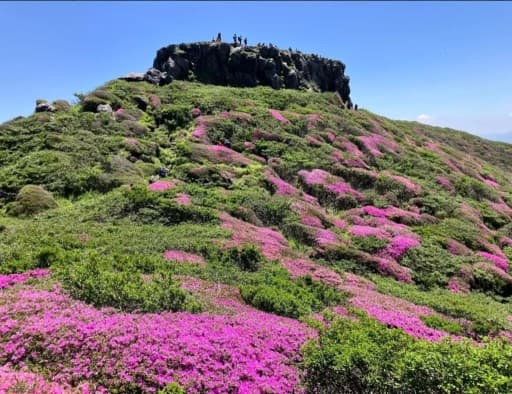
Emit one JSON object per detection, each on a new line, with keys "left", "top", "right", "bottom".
{"left": 1, "top": 1, "right": 511, "bottom": 141}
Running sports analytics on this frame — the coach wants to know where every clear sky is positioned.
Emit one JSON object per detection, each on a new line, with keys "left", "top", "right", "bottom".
{"left": 1, "top": 1, "right": 511, "bottom": 141}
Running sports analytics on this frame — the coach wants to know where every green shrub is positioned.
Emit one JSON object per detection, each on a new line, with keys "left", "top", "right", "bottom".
{"left": 240, "top": 271, "right": 345, "bottom": 318}
{"left": 415, "top": 218, "right": 480, "bottom": 249}
{"left": 154, "top": 104, "right": 192, "bottom": 131}
{"left": 55, "top": 251, "right": 200, "bottom": 313}
{"left": 222, "top": 245, "right": 263, "bottom": 272}
{"left": 401, "top": 241, "right": 464, "bottom": 288}
{"left": 420, "top": 315, "right": 463, "bottom": 335}
{"left": 375, "top": 174, "right": 414, "bottom": 200}
{"left": 454, "top": 176, "right": 499, "bottom": 202}
{"left": 6, "top": 185, "right": 58, "bottom": 216}
{"left": 302, "top": 314, "right": 512, "bottom": 394}
{"left": 471, "top": 265, "right": 512, "bottom": 297}
{"left": 123, "top": 185, "right": 218, "bottom": 225}
{"left": 351, "top": 235, "right": 388, "bottom": 254}
{"left": 158, "top": 383, "right": 185, "bottom": 394}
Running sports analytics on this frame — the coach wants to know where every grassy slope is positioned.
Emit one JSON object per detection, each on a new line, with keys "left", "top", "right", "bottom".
{"left": 1, "top": 79, "right": 512, "bottom": 391}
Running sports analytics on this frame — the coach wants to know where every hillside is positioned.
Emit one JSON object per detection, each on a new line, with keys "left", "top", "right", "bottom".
{"left": 1, "top": 43, "right": 512, "bottom": 393}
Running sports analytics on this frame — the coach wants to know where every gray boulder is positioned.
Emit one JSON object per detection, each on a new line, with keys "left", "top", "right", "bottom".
{"left": 118, "top": 72, "right": 145, "bottom": 82}
{"left": 97, "top": 104, "right": 113, "bottom": 113}
{"left": 35, "top": 101, "right": 56, "bottom": 113}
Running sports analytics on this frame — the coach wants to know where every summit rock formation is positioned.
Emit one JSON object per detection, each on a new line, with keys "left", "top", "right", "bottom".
{"left": 120, "top": 41, "right": 352, "bottom": 108}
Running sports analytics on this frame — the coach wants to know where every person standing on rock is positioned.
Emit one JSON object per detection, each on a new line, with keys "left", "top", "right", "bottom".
{"left": 217, "top": 32, "right": 222, "bottom": 42}
{"left": 233, "top": 34, "right": 237, "bottom": 45}
{"left": 243, "top": 37, "right": 247, "bottom": 47}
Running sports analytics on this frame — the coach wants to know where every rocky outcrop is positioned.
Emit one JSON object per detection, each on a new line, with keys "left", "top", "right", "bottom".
{"left": 123, "top": 42, "right": 352, "bottom": 107}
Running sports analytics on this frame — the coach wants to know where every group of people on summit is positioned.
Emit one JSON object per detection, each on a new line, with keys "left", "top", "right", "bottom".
{"left": 211, "top": 32, "right": 247, "bottom": 47}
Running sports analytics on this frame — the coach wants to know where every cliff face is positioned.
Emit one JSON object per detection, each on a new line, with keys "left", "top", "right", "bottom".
{"left": 141, "top": 42, "right": 351, "bottom": 107}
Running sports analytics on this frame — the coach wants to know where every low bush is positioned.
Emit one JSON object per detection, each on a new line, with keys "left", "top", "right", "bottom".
{"left": 240, "top": 270, "right": 345, "bottom": 318}
{"left": 454, "top": 176, "right": 499, "bottom": 202}
{"left": 302, "top": 313, "right": 512, "bottom": 394}
{"left": 6, "top": 185, "right": 57, "bottom": 216}
{"left": 124, "top": 185, "right": 218, "bottom": 225}
{"left": 55, "top": 251, "right": 201, "bottom": 313}
{"left": 221, "top": 245, "right": 263, "bottom": 272}
{"left": 420, "top": 315, "right": 464, "bottom": 335}
{"left": 154, "top": 104, "right": 192, "bottom": 131}
{"left": 351, "top": 235, "right": 388, "bottom": 254}
{"left": 400, "top": 241, "right": 465, "bottom": 288}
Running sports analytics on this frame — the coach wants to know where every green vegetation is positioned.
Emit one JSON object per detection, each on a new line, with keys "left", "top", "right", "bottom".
{"left": 372, "top": 275, "right": 512, "bottom": 335}
{"left": 302, "top": 314, "right": 512, "bottom": 394}
{"left": 55, "top": 251, "right": 201, "bottom": 313}
{"left": 241, "top": 272, "right": 346, "bottom": 318}
{"left": 2, "top": 75, "right": 512, "bottom": 392}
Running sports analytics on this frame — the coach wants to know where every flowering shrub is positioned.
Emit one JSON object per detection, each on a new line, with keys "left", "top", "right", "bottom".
{"left": 479, "top": 251, "right": 509, "bottom": 272}
{"left": 0, "top": 269, "right": 49, "bottom": 289}
{"left": 163, "top": 250, "right": 205, "bottom": 265}
{"left": 437, "top": 176, "right": 454, "bottom": 191}
{"left": 0, "top": 286, "right": 312, "bottom": 393}
{"left": 220, "top": 213, "right": 289, "bottom": 260}
{"left": 483, "top": 178, "right": 500, "bottom": 188}
{"left": 191, "top": 116, "right": 207, "bottom": 139}
{"left": 357, "top": 134, "right": 397, "bottom": 157}
{"left": 448, "top": 277, "right": 470, "bottom": 294}
{"left": 301, "top": 215, "right": 323, "bottom": 228}
{"left": 266, "top": 174, "right": 299, "bottom": 196}
{"left": 174, "top": 193, "right": 191, "bottom": 206}
{"left": 269, "top": 109, "right": 290, "bottom": 124}
{"left": 470, "top": 262, "right": 512, "bottom": 296}
{"left": 298, "top": 169, "right": 363, "bottom": 201}
{"left": 307, "top": 114, "right": 322, "bottom": 129}
{"left": 148, "top": 180, "right": 175, "bottom": 192}
{"left": 0, "top": 365, "right": 90, "bottom": 393}
{"left": 350, "top": 225, "right": 387, "bottom": 239}
{"left": 315, "top": 229, "right": 339, "bottom": 248}
{"left": 298, "top": 169, "right": 330, "bottom": 185}
{"left": 191, "top": 108, "right": 201, "bottom": 117}
{"left": 446, "top": 238, "right": 472, "bottom": 256}
{"left": 389, "top": 175, "right": 422, "bottom": 196}
{"left": 382, "top": 236, "right": 420, "bottom": 260}
{"left": 192, "top": 144, "right": 252, "bottom": 166}
{"left": 283, "top": 259, "right": 344, "bottom": 288}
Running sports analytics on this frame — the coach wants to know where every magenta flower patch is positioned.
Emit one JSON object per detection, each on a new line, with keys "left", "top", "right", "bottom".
{"left": 436, "top": 176, "right": 454, "bottom": 191}
{"left": 148, "top": 180, "right": 175, "bottom": 192}
{"left": 381, "top": 236, "right": 420, "bottom": 260}
{"left": 478, "top": 251, "right": 509, "bottom": 272}
{"left": 483, "top": 178, "right": 500, "bottom": 188}
{"left": 269, "top": 109, "right": 290, "bottom": 124}
{"left": 0, "top": 269, "right": 50, "bottom": 290}
{"left": 357, "top": 134, "right": 397, "bottom": 157}
{"left": 298, "top": 169, "right": 330, "bottom": 185}
{"left": 349, "top": 225, "right": 387, "bottom": 239}
{"left": 315, "top": 229, "right": 339, "bottom": 248}
{"left": 301, "top": 215, "right": 323, "bottom": 228}
{"left": 0, "top": 286, "right": 313, "bottom": 393}
{"left": 192, "top": 116, "right": 207, "bottom": 139}
{"left": 163, "top": 250, "right": 205, "bottom": 265}
{"left": 174, "top": 193, "right": 192, "bottom": 206}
